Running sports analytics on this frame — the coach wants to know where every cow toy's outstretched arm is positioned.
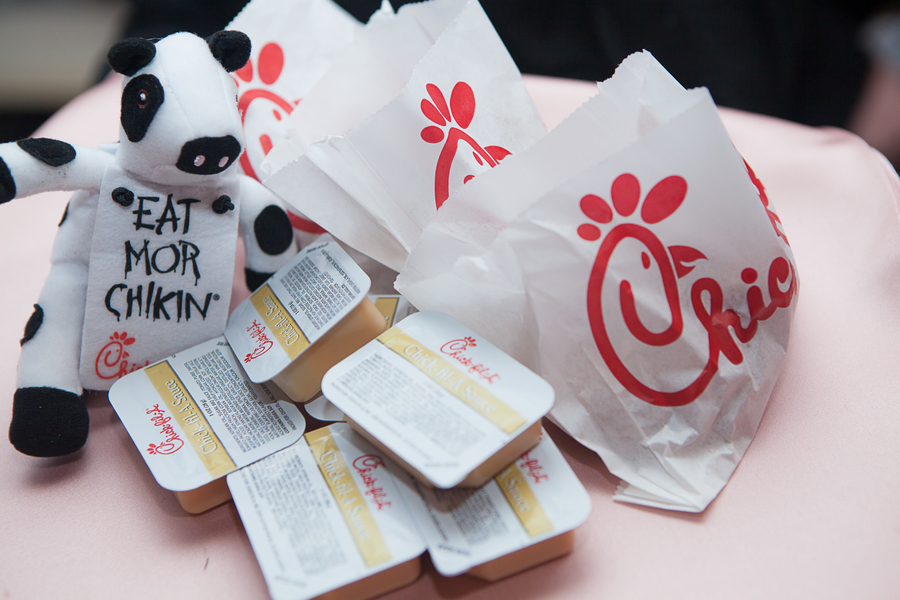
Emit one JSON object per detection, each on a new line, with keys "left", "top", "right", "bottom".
{"left": 0, "top": 139, "right": 113, "bottom": 203}
{"left": 238, "top": 176, "right": 298, "bottom": 291}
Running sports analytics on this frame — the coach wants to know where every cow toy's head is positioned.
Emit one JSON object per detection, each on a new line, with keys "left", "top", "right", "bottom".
{"left": 107, "top": 31, "right": 251, "bottom": 185}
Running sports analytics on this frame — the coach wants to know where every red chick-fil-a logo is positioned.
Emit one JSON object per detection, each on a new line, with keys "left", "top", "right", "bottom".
{"left": 145, "top": 404, "right": 184, "bottom": 455}
{"left": 233, "top": 41, "right": 324, "bottom": 234}
{"left": 744, "top": 159, "right": 790, "bottom": 247}
{"left": 95, "top": 331, "right": 149, "bottom": 380}
{"left": 440, "top": 336, "right": 500, "bottom": 384}
{"left": 352, "top": 455, "right": 391, "bottom": 510}
{"left": 244, "top": 319, "right": 273, "bottom": 363}
{"left": 578, "top": 172, "right": 796, "bottom": 408}
{"left": 518, "top": 450, "right": 548, "bottom": 484}
{"left": 420, "top": 82, "right": 511, "bottom": 209}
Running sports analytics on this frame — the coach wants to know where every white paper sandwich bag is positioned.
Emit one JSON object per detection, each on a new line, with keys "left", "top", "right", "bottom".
{"left": 397, "top": 51, "right": 798, "bottom": 512}
{"left": 262, "top": 0, "right": 547, "bottom": 271}
{"left": 228, "top": 0, "right": 361, "bottom": 240}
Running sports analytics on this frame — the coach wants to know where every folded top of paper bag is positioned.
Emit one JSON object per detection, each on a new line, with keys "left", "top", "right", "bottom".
{"left": 262, "top": 0, "right": 547, "bottom": 271}
{"left": 229, "top": 0, "right": 362, "bottom": 175}
{"left": 228, "top": 0, "right": 362, "bottom": 237}
{"left": 261, "top": 0, "right": 475, "bottom": 172}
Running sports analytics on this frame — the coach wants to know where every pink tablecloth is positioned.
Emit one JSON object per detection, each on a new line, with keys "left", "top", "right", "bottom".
{"left": 1, "top": 74, "right": 899, "bottom": 599}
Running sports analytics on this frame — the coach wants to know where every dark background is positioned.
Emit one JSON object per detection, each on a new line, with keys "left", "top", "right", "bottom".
{"left": 0, "top": 0, "right": 891, "bottom": 142}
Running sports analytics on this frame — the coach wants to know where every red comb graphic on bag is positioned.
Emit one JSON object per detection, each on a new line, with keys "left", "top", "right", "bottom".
{"left": 235, "top": 42, "right": 324, "bottom": 234}
{"left": 420, "top": 82, "right": 511, "bottom": 209}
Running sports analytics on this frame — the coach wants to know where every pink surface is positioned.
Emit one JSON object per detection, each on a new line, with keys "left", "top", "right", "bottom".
{"left": 2, "top": 74, "right": 899, "bottom": 600}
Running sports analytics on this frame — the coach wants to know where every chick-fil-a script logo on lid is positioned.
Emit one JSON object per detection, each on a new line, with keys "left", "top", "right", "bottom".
{"left": 145, "top": 404, "right": 184, "bottom": 455}
{"left": 518, "top": 449, "right": 549, "bottom": 484}
{"left": 440, "top": 336, "right": 500, "bottom": 384}
{"left": 352, "top": 455, "right": 391, "bottom": 510}
{"left": 578, "top": 170, "right": 796, "bottom": 408}
{"left": 244, "top": 319, "right": 273, "bottom": 363}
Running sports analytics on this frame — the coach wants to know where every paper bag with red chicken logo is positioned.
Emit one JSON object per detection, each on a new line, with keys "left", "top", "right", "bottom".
{"left": 261, "top": 0, "right": 547, "bottom": 271}
{"left": 396, "top": 51, "right": 798, "bottom": 512}
{"left": 227, "top": 0, "right": 361, "bottom": 242}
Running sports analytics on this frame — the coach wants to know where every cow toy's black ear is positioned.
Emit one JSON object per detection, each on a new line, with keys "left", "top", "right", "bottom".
{"left": 207, "top": 30, "right": 251, "bottom": 73}
{"left": 108, "top": 38, "right": 157, "bottom": 76}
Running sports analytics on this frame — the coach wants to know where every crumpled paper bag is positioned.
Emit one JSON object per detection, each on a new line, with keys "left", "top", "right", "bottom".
{"left": 396, "top": 51, "right": 798, "bottom": 512}
{"left": 227, "top": 0, "right": 361, "bottom": 241}
{"left": 262, "top": 0, "right": 547, "bottom": 271}
{"left": 259, "top": 0, "right": 463, "bottom": 165}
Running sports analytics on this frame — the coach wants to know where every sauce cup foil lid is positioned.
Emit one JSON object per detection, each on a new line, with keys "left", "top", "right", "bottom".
{"left": 323, "top": 310, "right": 554, "bottom": 488}
{"left": 396, "top": 427, "right": 591, "bottom": 577}
{"left": 225, "top": 234, "right": 372, "bottom": 383}
{"left": 110, "top": 336, "right": 305, "bottom": 492}
{"left": 227, "top": 423, "right": 425, "bottom": 600}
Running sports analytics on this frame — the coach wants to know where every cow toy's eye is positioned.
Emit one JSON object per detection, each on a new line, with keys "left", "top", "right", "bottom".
{"left": 121, "top": 74, "right": 164, "bottom": 142}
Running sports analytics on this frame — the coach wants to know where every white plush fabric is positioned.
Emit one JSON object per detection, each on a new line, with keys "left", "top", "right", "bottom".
{"left": 0, "top": 31, "right": 296, "bottom": 456}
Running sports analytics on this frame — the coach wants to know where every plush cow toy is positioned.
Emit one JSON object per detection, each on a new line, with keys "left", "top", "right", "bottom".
{"left": 0, "top": 31, "right": 297, "bottom": 457}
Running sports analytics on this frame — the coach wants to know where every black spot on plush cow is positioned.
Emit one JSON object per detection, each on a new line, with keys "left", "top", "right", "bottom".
{"left": 0, "top": 31, "right": 297, "bottom": 457}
